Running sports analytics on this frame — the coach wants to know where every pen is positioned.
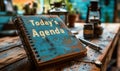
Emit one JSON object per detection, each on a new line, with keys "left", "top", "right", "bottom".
{"left": 79, "top": 38, "right": 102, "bottom": 51}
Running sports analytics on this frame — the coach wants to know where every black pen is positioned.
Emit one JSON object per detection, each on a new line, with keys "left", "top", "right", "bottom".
{"left": 79, "top": 38, "right": 102, "bottom": 51}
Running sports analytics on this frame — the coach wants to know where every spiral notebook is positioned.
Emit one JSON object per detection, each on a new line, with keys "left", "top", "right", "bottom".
{"left": 13, "top": 15, "right": 87, "bottom": 67}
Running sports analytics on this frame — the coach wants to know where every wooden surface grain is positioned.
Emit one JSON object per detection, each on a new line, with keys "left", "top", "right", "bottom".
{"left": 0, "top": 46, "right": 26, "bottom": 69}
{"left": 0, "top": 36, "right": 22, "bottom": 52}
{"left": 0, "top": 23, "right": 120, "bottom": 71}
{"left": 117, "top": 32, "right": 120, "bottom": 68}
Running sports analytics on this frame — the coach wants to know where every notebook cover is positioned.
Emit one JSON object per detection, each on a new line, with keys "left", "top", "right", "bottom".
{"left": 13, "top": 15, "right": 87, "bottom": 67}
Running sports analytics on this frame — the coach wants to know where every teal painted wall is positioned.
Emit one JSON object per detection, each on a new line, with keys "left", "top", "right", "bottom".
{"left": 70, "top": 0, "right": 115, "bottom": 23}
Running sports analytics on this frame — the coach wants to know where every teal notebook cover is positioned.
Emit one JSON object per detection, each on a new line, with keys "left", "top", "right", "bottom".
{"left": 14, "top": 15, "right": 87, "bottom": 66}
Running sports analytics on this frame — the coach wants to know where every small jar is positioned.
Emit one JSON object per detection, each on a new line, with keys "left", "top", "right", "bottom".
{"left": 83, "top": 24, "right": 94, "bottom": 39}
{"left": 94, "top": 25, "right": 103, "bottom": 37}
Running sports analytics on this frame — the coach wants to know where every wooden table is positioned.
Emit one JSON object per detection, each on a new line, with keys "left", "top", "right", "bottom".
{"left": 0, "top": 23, "right": 120, "bottom": 71}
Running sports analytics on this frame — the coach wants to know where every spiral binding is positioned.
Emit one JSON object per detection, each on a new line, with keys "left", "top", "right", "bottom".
{"left": 18, "top": 17, "right": 41, "bottom": 63}
{"left": 38, "top": 58, "right": 41, "bottom": 61}
{"left": 23, "top": 26, "right": 40, "bottom": 62}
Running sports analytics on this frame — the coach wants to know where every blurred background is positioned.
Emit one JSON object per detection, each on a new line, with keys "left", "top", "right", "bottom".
{"left": 0, "top": 0, "right": 120, "bottom": 28}
{"left": 0, "top": 0, "right": 120, "bottom": 37}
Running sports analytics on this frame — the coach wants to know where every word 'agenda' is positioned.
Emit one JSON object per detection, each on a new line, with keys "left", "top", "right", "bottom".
{"left": 32, "top": 27, "right": 65, "bottom": 38}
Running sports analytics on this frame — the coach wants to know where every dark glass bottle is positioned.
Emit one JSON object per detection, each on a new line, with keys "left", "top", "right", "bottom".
{"left": 83, "top": 24, "right": 94, "bottom": 39}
